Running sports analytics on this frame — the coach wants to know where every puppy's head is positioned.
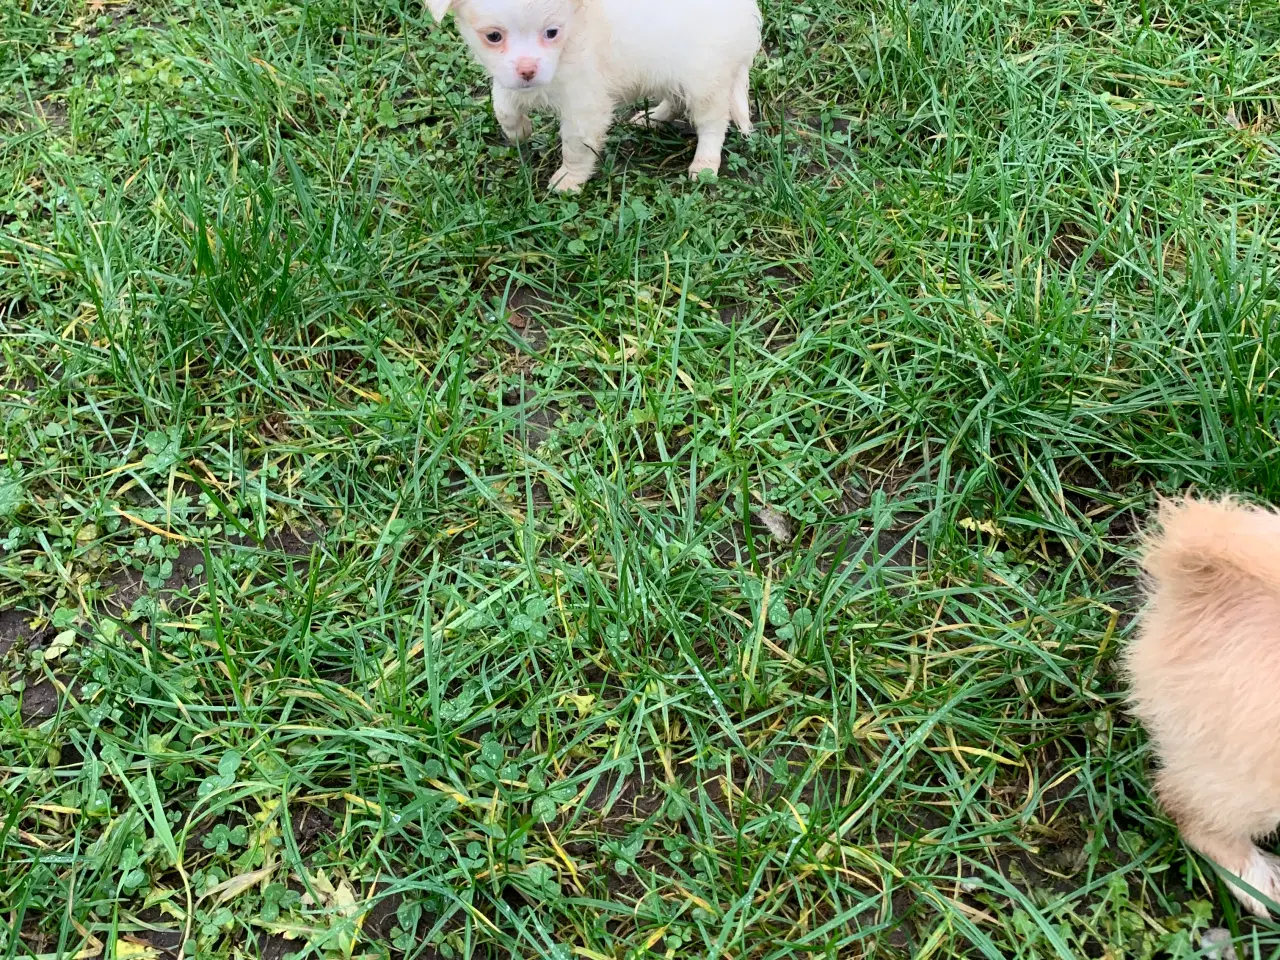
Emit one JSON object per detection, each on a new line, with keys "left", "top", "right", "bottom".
{"left": 426, "top": 0, "right": 578, "bottom": 91}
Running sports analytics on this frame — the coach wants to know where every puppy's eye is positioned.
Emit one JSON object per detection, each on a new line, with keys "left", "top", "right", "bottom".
{"left": 543, "top": 26, "right": 559, "bottom": 39}
{"left": 483, "top": 30, "right": 503, "bottom": 44}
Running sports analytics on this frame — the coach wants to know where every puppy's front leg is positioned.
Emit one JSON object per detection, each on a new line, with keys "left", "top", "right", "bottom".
{"left": 492, "top": 83, "right": 532, "bottom": 143}
{"left": 1178, "top": 821, "right": 1280, "bottom": 918}
{"left": 550, "top": 96, "right": 613, "bottom": 193}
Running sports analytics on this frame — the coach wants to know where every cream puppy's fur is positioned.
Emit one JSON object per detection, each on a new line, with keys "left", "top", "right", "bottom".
{"left": 1125, "top": 496, "right": 1280, "bottom": 917}
{"left": 425, "top": 0, "right": 760, "bottom": 191}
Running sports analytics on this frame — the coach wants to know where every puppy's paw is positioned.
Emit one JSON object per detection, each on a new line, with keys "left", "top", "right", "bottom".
{"left": 502, "top": 116, "right": 533, "bottom": 143}
{"left": 1231, "top": 846, "right": 1280, "bottom": 918}
{"left": 687, "top": 158, "right": 720, "bottom": 182}
{"left": 549, "top": 166, "right": 588, "bottom": 193}
{"left": 629, "top": 99, "right": 676, "bottom": 127}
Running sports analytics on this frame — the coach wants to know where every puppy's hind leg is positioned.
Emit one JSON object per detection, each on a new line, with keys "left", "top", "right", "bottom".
{"left": 687, "top": 91, "right": 731, "bottom": 180}
{"left": 629, "top": 99, "right": 679, "bottom": 128}
{"left": 729, "top": 64, "right": 752, "bottom": 137}
{"left": 1181, "top": 822, "right": 1280, "bottom": 918}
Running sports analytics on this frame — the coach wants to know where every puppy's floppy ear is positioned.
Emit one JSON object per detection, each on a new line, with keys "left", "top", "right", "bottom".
{"left": 424, "top": 0, "right": 454, "bottom": 22}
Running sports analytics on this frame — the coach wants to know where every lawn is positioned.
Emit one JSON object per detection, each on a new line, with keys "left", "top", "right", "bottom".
{"left": 2, "top": 0, "right": 1280, "bottom": 956}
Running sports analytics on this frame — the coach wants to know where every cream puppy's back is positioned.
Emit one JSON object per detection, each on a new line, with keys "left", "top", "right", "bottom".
{"left": 1126, "top": 496, "right": 1280, "bottom": 917}
{"left": 581, "top": 0, "right": 761, "bottom": 101}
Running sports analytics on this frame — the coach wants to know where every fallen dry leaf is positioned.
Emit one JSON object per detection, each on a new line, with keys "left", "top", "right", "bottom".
{"left": 753, "top": 506, "right": 794, "bottom": 544}
{"left": 957, "top": 516, "right": 1007, "bottom": 539}
{"left": 44, "top": 629, "right": 77, "bottom": 663}
{"left": 202, "top": 866, "right": 276, "bottom": 904}
{"left": 559, "top": 692, "right": 596, "bottom": 717}
{"left": 1201, "top": 928, "right": 1238, "bottom": 960}
{"left": 111, "top": 941, "right": 158, "bottom": 960}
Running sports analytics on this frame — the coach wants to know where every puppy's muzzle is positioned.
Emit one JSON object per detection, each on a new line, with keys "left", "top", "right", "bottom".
{"left": 514, "top": 57, "right": 539, "bottom": 84}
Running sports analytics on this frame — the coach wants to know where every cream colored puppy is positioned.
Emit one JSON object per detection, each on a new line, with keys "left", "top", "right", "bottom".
{"left": 1125, "top": 496, "right": 1280, "bottom": 917}
{"left": 425, "top": 0, "right": 760, "bottom": 191}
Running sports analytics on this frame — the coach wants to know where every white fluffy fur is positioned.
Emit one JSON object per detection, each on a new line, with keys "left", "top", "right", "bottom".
{"left": 425, "top": 0, "right": 761, "bottom": 191}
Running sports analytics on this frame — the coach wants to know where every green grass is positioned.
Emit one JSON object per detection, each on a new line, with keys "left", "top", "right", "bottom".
{"left": 2, "top": 0, "right": 1280, "bottom": 956}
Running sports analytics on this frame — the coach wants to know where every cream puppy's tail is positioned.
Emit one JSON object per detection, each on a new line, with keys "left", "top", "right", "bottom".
{"left": 730, "top": 64, "right": 752, "bottom": 136}
{"left": 1144, "top": 496, "right": 1280, "bottom": 596}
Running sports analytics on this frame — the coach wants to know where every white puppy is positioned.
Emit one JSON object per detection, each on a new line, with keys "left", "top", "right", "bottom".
{"left": 425, "top": 0, "right": 761, "bottom": 191}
